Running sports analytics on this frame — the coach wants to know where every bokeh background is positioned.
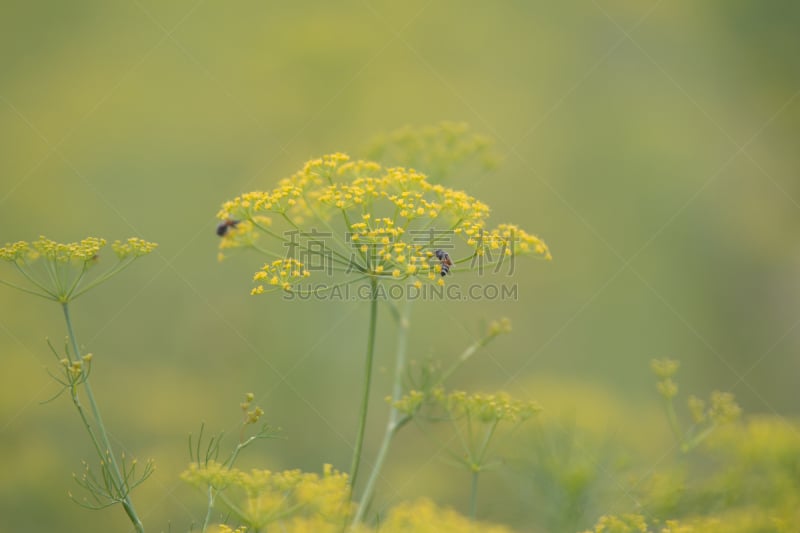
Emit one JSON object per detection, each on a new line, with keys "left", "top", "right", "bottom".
{"left": 1, "top": 1, "right": 798, "bottom": 531}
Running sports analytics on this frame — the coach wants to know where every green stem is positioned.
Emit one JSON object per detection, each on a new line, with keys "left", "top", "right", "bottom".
{"left": 0, "top": 277, "right": 54, "bottom": 300}
{"left": 202, "top": 486, "right": 215, "bottom": 532}
{"left": 349, "top": 277, "right": 379, "bottom": 494}
{"left": 682, "top": 423, "right": 717, "bottom": 452}
{"left": 664, "top": 396, "right": 684, "bottom": 447}
{"left": 13, "top": 262, "right": 57, "bottom": 298}
{"left": 469, "top": 470, "right": 479, "bottom": 521}
{"left": 438, "top": 334, "right": 493, "bottom": 385}
{"left": 70, "top": 258, "right": 135, "bottom": 300}
{"left": 352, "top": 300, "right": 413, "bottom": 525}
{"left": 62, "top": 303, "right": 144, "bottom": 532}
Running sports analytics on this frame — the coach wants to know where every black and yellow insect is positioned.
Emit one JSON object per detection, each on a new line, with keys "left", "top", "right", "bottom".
{"left": 434, "top": 249, "right": 453, "bottom": 276}
{"left": 216, "top": 219, "right": 239, "bottom": 237}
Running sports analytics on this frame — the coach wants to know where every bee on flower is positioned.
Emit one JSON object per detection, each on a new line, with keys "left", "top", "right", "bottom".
{"left": 215, "top": 153, "right": 550, "bottom": 296}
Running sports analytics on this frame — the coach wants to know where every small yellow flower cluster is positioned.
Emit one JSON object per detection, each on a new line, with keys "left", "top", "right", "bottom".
{"left": 0, "top": 236, "right": 106, "bottom": 263}
{"left": 217, "top": 154, "right": 351, "bottom": 221}
{"left": 377, "top": 498, "right": 513, "bottom": 533}
{"left": 660, "top": 520, "right": 695, "bottom": 533}
{"left": 365, "top": 121, "right": 500, "bottom": 181}
{"left": 708, "top": 391, "right": 741, "bottom": 425}
{"left": 393, "top": 389, "right": 541, "bottom": 424}
{"left": 582, "top": 513, "right": 649, "bottom": 533}
{"left": 211, "top": 497, "right": 512, "bottom": 533}
{"left": 0, "top": 241, "right": 30, "bottom": 262}
{"left": 652, "top": 359, "right": 680, "bottom": 399}
{"left": 651, "top": 358, "right": 680, "bottom": 378}
{"left": 111, "top": 237, "right": 158, "bottom": 259}
{"left": 240, "top": 392, "right": 264, "bottom": 425}
{"left": 182, "top": 462, "right": 353, "bottom": 530}
{"left": 36, "top": 236, "right": 106, "bottom": 262}
{"left": 1, "top": 236, "right": 158, "bottom": 263}
{"left": 1, "top": 235, "right": 158, "bottom": 302}
{"left": 688, "top": 395, "right": 706, "bottom": 423}
{"left": 390, "top": 389, "right": 426, "bottom": 415}
{"left": 472, "top": 223, "right": 551, "bottom": 260}
{"left": 210, "top": 526, "right": 246, "bottom": 533}
{"left": 585, "top": 511, "right": 793, "bottom": 533}
{"left": 436, "top": 390, "right": 543, "bottom": 424}
{"left": 60, "top": 353, "right": 93, "bottom": 381}
{"left": 652, "top": 358, "right": 740, "bottom": 425}
{"left": 217, "top": 153, "right": 550, "bottom": 288}
{"left": 251, "top": 258, "right": 311, "bottom": 294}
{"left": 488, "top": 317, "right": 513, "bottom": 336}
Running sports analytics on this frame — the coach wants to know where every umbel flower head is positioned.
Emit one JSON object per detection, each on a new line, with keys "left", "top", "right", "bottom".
{"left": 365, "top": 121, "right": 501, "bottom": 182}
{"left": 181, "top": 462, "right": 353, "bottom": 530}
{"left": 0, "top": 236, "right": 157, "bottom": 303}
{"left": 217, "top": 153, "right": 550, "bottom": 295}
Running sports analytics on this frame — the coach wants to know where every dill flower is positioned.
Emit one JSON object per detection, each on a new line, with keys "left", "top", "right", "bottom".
{"left": 365, "top": 121, "right": 501, "bottom": 181}
{"left": 216, "top": 153, "right": 550, "bottom": 295}
{"left": 650, "top": 358, "right": 680, "bottom": 379}
{"left": 182, "top": 462, "right": 353, "bottom": 530}
{"left": 687, "top": 395, "right": 706, "bottom": 424}
{"left": 708, "top": 391, "right": 741, "bottom": 425}
{"left": 582, "top": 513, "right": 649, "bottom": 533}
{"left": 657, "top": 378, "right": 678, "bottom": 399}
{"left": 379, "top": 498, "right": 513, "bottom": 533}
{"left": 651, "top": 358, "right": 742, "bottom": 452}
{"left": 410, "top": 389, "right": 543, "bottom": 424}
{"left": 392, "top": 389, "right": 541, "bottom": 476}
{"left": 0, "top": 235, "right": 157, "bottom": 302}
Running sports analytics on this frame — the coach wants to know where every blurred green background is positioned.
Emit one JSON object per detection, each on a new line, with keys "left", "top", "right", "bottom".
{"left": 1, "top": 1, "right": 798, "bottom": 531}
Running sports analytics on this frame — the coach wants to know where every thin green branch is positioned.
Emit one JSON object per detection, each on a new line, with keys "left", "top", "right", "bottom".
{"left": 349, "top": 277, "right": 379, "bottom": 494}
{"left": 352, "top": 300, "right": 412, "bottom": 525}
{"left": 62, "top": 303, "right": 145, "bottom": 532}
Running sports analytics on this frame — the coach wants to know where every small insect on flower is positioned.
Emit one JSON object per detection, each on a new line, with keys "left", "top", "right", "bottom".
{"left": 434, "top": 249, "right": 453, "bottom": 277}
{"left": 216, "top": 219, "right": 240, "bottom": 237}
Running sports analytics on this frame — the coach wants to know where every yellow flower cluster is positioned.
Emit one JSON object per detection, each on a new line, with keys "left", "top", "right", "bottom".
{"left": 111, "top": 237, "right": 159, "bottom": 259}
{"left": 210, "top": 497, "right": 512, "bottom": 533}
{"left": 182, "top": 462, "right": 353, "bottom": 530}
{"left": 209, "top": 526, "right": 246, "bottom": 533}
{"left": 239, "top": 392, "right": 264, "bottom": 424}
{"left": 0, "top": 236, "right": 158, "bottom": 263}
{"left": 582, "top": 513, "right": 649, "bottom": 532}
{"left": 584, "top": 510, "right": 797, "bottom": 533}
{"left": 393, "top": 389, "right": 541, "bottom": 424}
{"left": 365, "top": 121, "right": 500, "bottom": 181}
{"left": 651, "top": 358, "right": 680, "bottom": 378}
{"left": 390, "top": 389, "right": 426, "bottom": 415}
{"left": 217, "top": 153, "right": 550, "bottom": 288}
{"left": 0, "top": 240, "right": 31, "bottom": 262}
{"left": 0, "top": 236, "right": 105, "bottom": 263}
{"left": 437, "top": 390, "right": 543, "bottom": 424}
{"left": 708, "top": 391, "right": 741, "bottom": 425}
{"left": 251, "top": 258, "right": 311, "bottom": 294}
{"left": 652, "top": 359, "right": 680, "bottom": 399}
{"left": 0, "top": 235, "right": 157, "bottom": 302}
{"left": 488, "top": 317, "right": 513, "bottom": 336}
{"left": 376, "top": 498, "right": 513, "bottom": 533}
{"left": 60, "top": 353, "right": 93, "bottom": 381}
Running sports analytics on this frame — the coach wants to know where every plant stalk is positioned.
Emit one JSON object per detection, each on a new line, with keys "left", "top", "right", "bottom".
{"left": 62, "top": 303, "right": 144, "bottom": 532}
{"left": 352, "top": 300, "right": 412, "bottom": 525}
{"left": 469, "top": 470, "right": 479, "bottom": 521}
{"left": 349, "top": 277, "right": 379, "bottom": 494}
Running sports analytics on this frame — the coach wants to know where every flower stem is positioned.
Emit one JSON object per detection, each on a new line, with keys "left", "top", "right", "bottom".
{"left": 62, "top": 303, "right": 144, "bottom": 533}
{"left": 352, "top": 300, "right": 412, "bottom": 525}
{"left": 349, "top": 277, "right": 379, "bottom": 494}
{"left": 664, "top": 396, "right": 684, "bottom": 447}
{"left": 469, "top": 470, "right": 479, "bottom": 521}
